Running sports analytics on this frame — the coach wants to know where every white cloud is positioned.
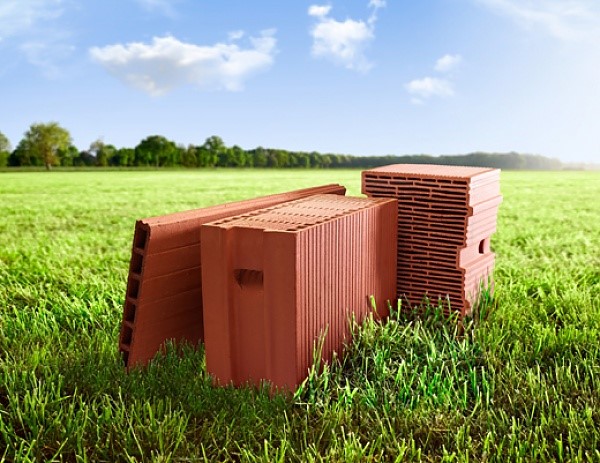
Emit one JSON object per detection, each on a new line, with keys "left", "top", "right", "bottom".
{"left": 368, "top": 0, "right": 386, "bottom": 8}
{"left": 135, "top": 0, "right": 178, "bottom": 17}
{"left": 228, "top": 30, "right": 245, "bottom": 41}
{"left": 0, "top": 0, "right": 76, "bottom": 77}
{"left": 474, "top": 0, "right": 600, "bottom": 41}
{"left": 89, "top": 31, "right": 277, "bottom": 96}
{"left": 434, "top": 54, "right": 462, "bottom": 73}
{"left": 308, "top": 1, "right": 386, "bottom": 72}
{"left": 405, "top": 77, "right": 454, "bottom": 102}
{"left": 308, "top": 5, "right": 332, "bottom": 17}
{"left": 0, "top": 0, "right": 64, "bottom": 40}
{"left": 20, "top": 39, "right": 75, "bottom": 78}
{"left": 406, "top": 54, "right": 461, "bottom": 104}
{"left": 311, "top": 18, "right": 374, "bottom": 72}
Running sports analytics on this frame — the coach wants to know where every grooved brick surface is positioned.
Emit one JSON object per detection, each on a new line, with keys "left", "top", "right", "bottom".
{"left": 201, "top": 194, "right": 397, "bottom": 390}
{"left": 119, "top": 184, "right": 347, "bottom": 368}
{"left": 362, "top": 164, "right": 502, "bottom": 316}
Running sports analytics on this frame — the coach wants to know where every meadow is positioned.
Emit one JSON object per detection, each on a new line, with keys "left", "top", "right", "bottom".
{"left": 0, "top": 169, "right": 599, "bottom": 462}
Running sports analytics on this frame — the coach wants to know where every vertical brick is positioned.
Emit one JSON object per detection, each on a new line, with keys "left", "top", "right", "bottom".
{"left": 201, "top": 194, "right": 397, "bottom": 390}
{"left": 362, "top": 164, "right": 502, "bottom": 316}
{"left": 120, "top": 184, "right": 346, "bottom": 368}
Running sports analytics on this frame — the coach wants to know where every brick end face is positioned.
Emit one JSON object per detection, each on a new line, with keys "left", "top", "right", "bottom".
{"left": 362, "top": 164, "right": 502, "bottom": 317}
{"left": 119, "top": 222, "right": 150, "bottom": 367}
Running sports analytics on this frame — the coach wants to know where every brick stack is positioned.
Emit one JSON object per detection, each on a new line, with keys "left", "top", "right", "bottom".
{"left": 200, "top": 194, "right": 397, "bottom": 390}
{"left": 119, "top": 184, "right": 346, "bottom": 368}
{"left": 362, "top": 164, "right": 502, "bottom": 316}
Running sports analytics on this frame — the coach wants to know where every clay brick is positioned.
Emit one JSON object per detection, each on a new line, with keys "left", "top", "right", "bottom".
{"left": 120, "top": 184, "right": 346, "bottom": 368}
{"left": 201, "top": 194, "right": 397, "bottom": 390}
{"left": 362, "top": 164, "right": 502, "bottom": 316}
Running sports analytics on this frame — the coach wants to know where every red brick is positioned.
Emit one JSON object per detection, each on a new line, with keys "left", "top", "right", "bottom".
{"left": 201, "top": 194, "right": 397, "bottom": 390}
{"left": 120, "top": 184, "right": 346, "bottom": 368}
{"left": 362, "top": 164, "right": 502, "bottom": 316}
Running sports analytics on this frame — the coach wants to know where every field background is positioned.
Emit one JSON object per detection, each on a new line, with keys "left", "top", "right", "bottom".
{"left": 1, "top": 170, "right": 599, "bottom": 462}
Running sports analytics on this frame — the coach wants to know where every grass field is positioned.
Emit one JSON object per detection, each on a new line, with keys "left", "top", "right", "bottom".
{"left": 1, "top": 169, "right": 599, "bottom": 462}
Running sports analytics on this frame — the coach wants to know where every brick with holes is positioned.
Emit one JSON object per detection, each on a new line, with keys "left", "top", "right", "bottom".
{"left": 362, "top": 164, "right": 502, "bottom": 316}
{"left": 200, "top": 194, "right": 397, "bottom": 390}
{"left": 119, "top": 184, "right": 346, "bottom": 369}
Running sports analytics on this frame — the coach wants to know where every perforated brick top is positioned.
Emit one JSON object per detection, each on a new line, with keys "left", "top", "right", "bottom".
{"left": 208, "top": 194, "right": 394, "bottom": 232}
{"left": 365, "top": 164, "right": 497, "bottom": 180}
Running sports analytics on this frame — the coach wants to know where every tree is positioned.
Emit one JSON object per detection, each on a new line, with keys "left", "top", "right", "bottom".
{"left": 73, "top": 150, "right": 96, "bottom": 166}
{"left": 19, "top": 122, "right": 72, "bottom": 170}
{"left": 181, "top": 145, "right": 198, "bottom": 167}
{"left": 196, "top": 145, "right": 218, "bottom": 167}
{"left": 202, "top": 136, "right": 227, "bottom": 167}
{"left": 252, "top": 147, "right": 268, "bottom": 168}
{"left": 58, "top": 146, "right": 79, "bottom": 167}
{"left": 114, "top": 148, "right": 134, "bottom": 167}
{"left": 89, "top": 138, "right": 104, "bottom": 157}
{"left": 88, "top": 139, "right": 119, "bottom": 166}
{"left": 219, "top": 145, "right": 247, "bottom": 167}
{"left": 0, "top": 131, "right": 11, "bottom": 168}
{"left": 102, "top": 144, "right": 117, "bottom": 166}
{"left": 135, "top": 135, "right": 178, "bottom": 167}
{"left": 89, "top": 139, "right": 105, "bottom": 166}
{"left": 11, "top": 139, "right": 41, "bottom": 166}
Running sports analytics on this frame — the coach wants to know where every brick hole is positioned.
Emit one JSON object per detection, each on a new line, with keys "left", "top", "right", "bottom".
{"left": 127, "top": 278, "right": 140, "bottom": 299}
{"left": 130, "top": 251, "right": 143, "bottom": 275}
{"left": 134, "top": 228, "right": 148, "bottom": 250}
{"left": 121, "top": 350, "right": 129, "bottom": 366}
{"left": 479, "top": 237, "right": 489, "bottom": 254}
{"left": 234, "top": 269, "right": 264, "bottom": 289}
{"left": 124, "top": 301, "right": 136, "bottom": 322}
{"left": 121, "top": 326, "right": 133, "bottom": 345}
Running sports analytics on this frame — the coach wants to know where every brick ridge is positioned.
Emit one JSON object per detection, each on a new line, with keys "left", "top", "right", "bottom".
{"left": 205, "top": 194, "right": 396, "bottom": 232}
{"left": 364, "top": 164, "right": 499, "bottom": 180}
{"left": 140, "top": 184, "right": 346, "bottom": 226}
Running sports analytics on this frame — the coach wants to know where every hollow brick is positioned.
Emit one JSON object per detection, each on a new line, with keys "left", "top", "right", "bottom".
{"left": 120, "top": 184, "right": 346, "bottom": 368}
{"left": 362, "top": 164, "right": 502, "bottom": 316}
{"left": 201, "top": 194, "right": 397, "bottom": 390}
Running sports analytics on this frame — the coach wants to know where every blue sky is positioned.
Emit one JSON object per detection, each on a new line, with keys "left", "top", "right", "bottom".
{"left": 1, "top": 0, "right": 599, "bottom": 163}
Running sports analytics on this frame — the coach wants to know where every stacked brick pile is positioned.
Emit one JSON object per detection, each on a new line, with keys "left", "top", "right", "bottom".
{"left": 362, "top": 164, "right": 502, "bottom": 316}
{"left": 119, "top": 184, "right": 346, "bottom": 368}
{"left": 200, "top": 194, "right": 397, "bottom": 390}
{"left": 119, "top": 164, "right": 502, "bottom": 387}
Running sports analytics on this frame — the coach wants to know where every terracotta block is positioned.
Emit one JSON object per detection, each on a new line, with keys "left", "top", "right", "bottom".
{"left": 119, "top": 184, "right": 346, "bottom": 368}
{"left": 201, "top": 194, "right": 397, "bottom": 390}
{"left": 362, "top": 164, "right": 502, "bottom": 316}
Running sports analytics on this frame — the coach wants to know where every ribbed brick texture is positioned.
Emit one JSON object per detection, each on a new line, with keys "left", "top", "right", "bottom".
{"left": 201, "top": 194, "right": 397, "bottom": 390}
{"left": 119, "top": 184, "right": 347, "bottom": 368}
{"left": 362, "top": 164, "right": 502, "bottom": 316}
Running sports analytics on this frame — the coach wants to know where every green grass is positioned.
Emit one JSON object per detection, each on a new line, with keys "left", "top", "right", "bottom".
{"left": 1, "top": 169, "right": 599, "bottom": 462}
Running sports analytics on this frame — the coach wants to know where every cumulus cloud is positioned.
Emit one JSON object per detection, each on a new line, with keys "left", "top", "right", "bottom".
{"left": 406, "top": 53, "right": 462, "bottom": 104}
{"left": 308, "top": 1, "right": 385, "bottom": 72}
{"left": 308, "top": 5, "right": 332, "bottom": 17}
{"left": 0, "top": 0, "right": 64, "bottom": 40}
{"left": 474, "top": 0, "right": 600, "bottom": 41}
{"left": 434, "top": 54, "right": 462, "bottom": 73}
{"left": 405, "top": 77, "right": 454, "bottom": 102}
{"left": 311, "top": 17, "right": 374, "bottom": 71}
{"left": 89, "top": 31, "right": 277, "bottom": 96}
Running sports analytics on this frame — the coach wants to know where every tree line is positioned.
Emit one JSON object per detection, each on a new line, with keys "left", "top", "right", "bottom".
{"left": 0, "top": 122, "right": 565, "bottom": 171}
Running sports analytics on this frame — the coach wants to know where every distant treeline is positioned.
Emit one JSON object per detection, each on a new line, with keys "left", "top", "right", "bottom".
{"left": 0, "top": 123, "right": 565, "bottom": 170}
